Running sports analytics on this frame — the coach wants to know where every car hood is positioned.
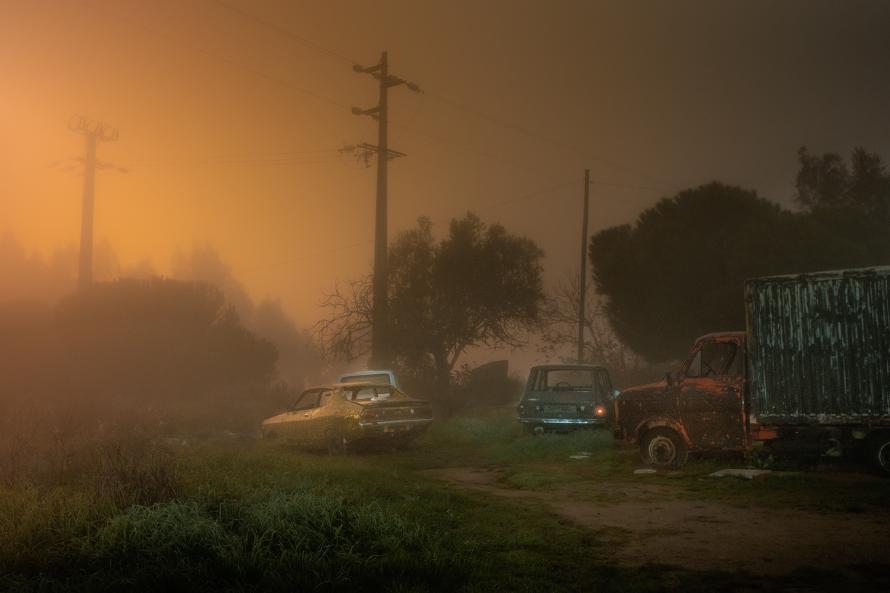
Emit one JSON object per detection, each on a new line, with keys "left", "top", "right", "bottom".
{"left": 262, "top": 412, "right": 293, "bottom": 426}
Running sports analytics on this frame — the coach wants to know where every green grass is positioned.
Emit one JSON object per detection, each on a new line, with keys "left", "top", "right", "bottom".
{"left": 3, "top": 413, "right": 890, "bottom": 592}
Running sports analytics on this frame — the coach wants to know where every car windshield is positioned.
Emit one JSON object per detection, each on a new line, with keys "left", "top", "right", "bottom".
{"left": 345, "top": 385, "right": 398, "bottom": 401}
{"left": 341, "top": 373, "right": 390, "bottom": 385}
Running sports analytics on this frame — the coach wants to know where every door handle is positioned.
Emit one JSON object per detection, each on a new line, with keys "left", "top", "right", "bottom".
{"left": 303, "top": 413, "right": 310, "bottom": 417}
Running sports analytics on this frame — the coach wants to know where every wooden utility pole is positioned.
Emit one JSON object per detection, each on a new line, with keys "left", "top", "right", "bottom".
{"left": 352, "top": 52, "right": 420, "bottom": 368}
{"left": 578, "top": 169, "right": 590, "bottom": 364}
{"left": 68, "top": 116, "right": 118, "bottom": 291}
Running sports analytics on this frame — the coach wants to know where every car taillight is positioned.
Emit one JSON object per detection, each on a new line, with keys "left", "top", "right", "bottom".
{"left": 594, "top": 405, "right": 606, "bottom": 417}
{"left": 360, "top": 410, "right": 378, "bottom": 419}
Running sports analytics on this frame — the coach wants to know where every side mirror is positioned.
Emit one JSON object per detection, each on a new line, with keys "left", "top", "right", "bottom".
{"left": 611, "top": 389, "right": 621, "bottom": 399}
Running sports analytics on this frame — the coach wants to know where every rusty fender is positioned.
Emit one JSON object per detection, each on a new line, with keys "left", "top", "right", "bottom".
{"left": 631, "top": 417, "right": 692, "bottom": 447}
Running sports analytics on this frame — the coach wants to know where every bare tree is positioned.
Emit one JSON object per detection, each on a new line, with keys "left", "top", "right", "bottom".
{"left": 540, "top": 273, "right": 644, "bottom": 378}
{"left": 315, "top": 278, "right": 374, "bottom": 363}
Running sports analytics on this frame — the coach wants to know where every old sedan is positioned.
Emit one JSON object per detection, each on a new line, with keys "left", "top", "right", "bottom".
{"left": 261, "top": 382, "right": 433, "bottom": 453}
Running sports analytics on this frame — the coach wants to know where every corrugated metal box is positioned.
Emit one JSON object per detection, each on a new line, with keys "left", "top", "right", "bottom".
{"left": 745, "top": 266, "right": 890, "bottom": 424}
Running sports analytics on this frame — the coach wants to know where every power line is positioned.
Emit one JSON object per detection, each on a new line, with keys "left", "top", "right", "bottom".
{"left": 199, "top": 0, "right": 678, "bottom": 192}
{"left": 210, "top": 0, "right": 358, "bottom": 66}
{"left": 90, "top": 0, "right": 353, "bottom": 114}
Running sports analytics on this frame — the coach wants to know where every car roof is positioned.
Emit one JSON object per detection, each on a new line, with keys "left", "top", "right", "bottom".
{"left": 303, "top": 381, "right": 395, "bottom": 391}
{"left": 338, "top": 369, "right": 395, "bottom": 377}
{"left": 696, "top": 331, "right": 746, "bottom": 341}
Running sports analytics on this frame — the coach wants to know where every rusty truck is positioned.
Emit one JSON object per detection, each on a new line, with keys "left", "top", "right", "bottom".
{"left": 613, "top": 266, "right": 890, "bottom": 474}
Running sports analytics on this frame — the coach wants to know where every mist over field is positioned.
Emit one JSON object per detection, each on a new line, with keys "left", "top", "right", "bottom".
{"left": 3, "top": 1, "right": 890, "bottom": 591}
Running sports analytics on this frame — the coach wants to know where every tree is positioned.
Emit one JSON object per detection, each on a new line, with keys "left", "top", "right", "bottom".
{"left": 539, "top": 273, "right": 646, "bottom": 382}
{"left": 796, "top": 146, "right": 890, "bottom": 219}
{"left": 317, "top": 213, "right": 544, "bottom": 401}
{"left": 590, "top": 167, "right": 890, "bottom": 363}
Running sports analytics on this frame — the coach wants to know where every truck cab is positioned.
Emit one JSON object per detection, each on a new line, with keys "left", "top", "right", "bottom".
{"left": 614, "top": 332, "right": 748, "bottom": 468}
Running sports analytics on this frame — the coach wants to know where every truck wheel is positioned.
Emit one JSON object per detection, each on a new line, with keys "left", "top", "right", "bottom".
{"left": 326, "top": 431, "right": 349, "bottom": 456}
{"left": 641, "top": 428, "right": 688, "bottom": 469}
{"left": 869, "top": 432, "right": 890, "bottom": 475}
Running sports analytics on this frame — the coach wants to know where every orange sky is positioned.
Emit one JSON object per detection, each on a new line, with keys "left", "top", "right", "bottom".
{"left": 3, "top": 0, "right": 890, "bottom": 331}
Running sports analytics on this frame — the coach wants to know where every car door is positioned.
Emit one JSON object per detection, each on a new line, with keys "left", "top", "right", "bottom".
{"left": 285, "top": 389, "right": 322, "bottom": 443}
{"left": 678, "top": 338, "right": 746, "bottom": 450}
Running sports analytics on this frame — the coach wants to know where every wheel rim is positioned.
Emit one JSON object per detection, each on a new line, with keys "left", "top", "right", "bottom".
{"left": 648, "top": 436, "right": 676, "bottom": 465}
{"left": 878, "top": 441, "right": 890, "bottom": 471}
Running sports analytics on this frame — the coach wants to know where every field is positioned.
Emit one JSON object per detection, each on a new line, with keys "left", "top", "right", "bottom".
{"left": 2, "top": 412, "right": 890, "bottom": 592}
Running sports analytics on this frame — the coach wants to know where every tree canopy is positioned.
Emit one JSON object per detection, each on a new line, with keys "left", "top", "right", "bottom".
{"left": 590, "top": 168, "right": 890, "bottom": 362}
{"left": 318, "top": 213, "right": 544, "bottom": 399}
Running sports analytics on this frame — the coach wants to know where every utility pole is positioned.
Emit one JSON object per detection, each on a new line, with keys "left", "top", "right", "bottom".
{"left": 578, "top": 169, "right": 590, "bottom": 364}
{"left": 68, "top": 116, "right": 118, "bottom": 291}
{"left": 352, "top": 52, "right": 420, "bottom": 368}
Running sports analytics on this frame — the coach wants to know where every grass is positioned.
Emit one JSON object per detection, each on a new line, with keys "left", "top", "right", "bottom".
{"left": 2, "top": 411, "right": 890, "bottom": 592}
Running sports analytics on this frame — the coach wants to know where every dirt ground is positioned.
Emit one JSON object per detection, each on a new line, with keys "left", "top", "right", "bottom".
{"left": 423, "top": 466, "right": 890, "bottom": 575}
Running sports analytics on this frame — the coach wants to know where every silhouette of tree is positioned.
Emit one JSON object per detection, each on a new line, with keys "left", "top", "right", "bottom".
{"left": 318, "top": 213, "right": 544, "bottom": 400}
{"left": 796, "top": 146, "right": 890, "bottom": 219}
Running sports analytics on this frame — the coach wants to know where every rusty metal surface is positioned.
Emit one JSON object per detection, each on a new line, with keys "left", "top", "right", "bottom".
{"left": 745, "top": 266, "right": 890, "bottom": 424}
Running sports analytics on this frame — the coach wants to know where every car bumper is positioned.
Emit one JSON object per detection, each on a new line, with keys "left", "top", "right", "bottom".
{"left": 519, "top": 417, "right": 609, "bottom": 426}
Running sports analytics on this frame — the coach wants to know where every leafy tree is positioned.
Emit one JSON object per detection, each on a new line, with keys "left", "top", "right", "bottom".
{"left": 796, "top": 146, "right": 890, "bottom": 219}
{"left": 591, "top": 164, "right": 890, "bottom": 363}
{"left": 317, "top": 213, "right": 544, "bottom": 401}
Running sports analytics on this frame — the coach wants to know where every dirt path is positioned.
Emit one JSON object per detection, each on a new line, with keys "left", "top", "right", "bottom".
{"left": 422, "top": 466, "right": 890, "bottom": 575}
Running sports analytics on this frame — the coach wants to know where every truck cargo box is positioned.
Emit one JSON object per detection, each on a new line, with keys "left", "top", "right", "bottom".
{"left": 745, "top": 266, "right": 890, "bottom": 425}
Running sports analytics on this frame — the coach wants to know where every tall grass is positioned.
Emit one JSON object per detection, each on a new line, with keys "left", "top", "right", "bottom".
{"left": 0, "top": 441, "right": 473, "bottom": 592}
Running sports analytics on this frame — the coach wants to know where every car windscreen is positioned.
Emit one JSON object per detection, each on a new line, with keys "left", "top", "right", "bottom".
{"left": 345, "top": 385, "right": 398, "bottom": 401}
{"left": 340, "top": 373, "right": 390, "bottom": 385}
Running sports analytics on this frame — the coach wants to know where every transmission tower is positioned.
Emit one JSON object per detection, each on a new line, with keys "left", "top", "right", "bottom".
{"left": 68, "top": 116, "right": 119, "bottom": 290}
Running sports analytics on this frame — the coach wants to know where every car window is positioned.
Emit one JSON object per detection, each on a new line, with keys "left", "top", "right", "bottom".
{"left": 292, "top": 390, "right": 321, "bottom": 411}
{"left": 374, "top": 385, "right": 392, "bottom": 399}
{"left": 537, "top": 369, "right": 595, "bottom": 391}
{"left": 318, "top": 390, "right": 334, "bottom": 406}
{"left": 596, "top": 370, "right": 612, "bottom": 394}
{"left": 341, "top": 373, "right": 390, "bottom": 385}
{"left": 351, "top": 387, "right": 376, "bottom": 401}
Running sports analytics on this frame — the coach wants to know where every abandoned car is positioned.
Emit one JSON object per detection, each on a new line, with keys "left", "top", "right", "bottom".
{"left": 517, "top": 364, "right": 616, "bottom": 432}
{"left": 261, "top": 382, "right": 433, "bottom": 453}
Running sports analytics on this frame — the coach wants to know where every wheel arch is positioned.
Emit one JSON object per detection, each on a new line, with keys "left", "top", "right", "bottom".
{"left": 634, "top": 417, "right": 692, "bottom": 447}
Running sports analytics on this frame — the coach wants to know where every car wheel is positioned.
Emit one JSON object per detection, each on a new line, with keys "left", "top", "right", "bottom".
{"left": 640, "top": 428, "right": 688, "bottom": 469}
{"left": 869, "top": 432, "right": 890, "bottom": 476}
{"left": 326, "top": 431, "right": 349, "bottom": 456}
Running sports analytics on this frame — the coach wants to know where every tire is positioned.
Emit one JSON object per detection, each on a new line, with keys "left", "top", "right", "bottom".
{"left": 640, "top": 428, "right": 688, "bottom": 469}
{"left": 326, "top": 431, "right": 349, "bottom": 456}
{"left": 868, "top": 432, "right": 890, "bottom": 476}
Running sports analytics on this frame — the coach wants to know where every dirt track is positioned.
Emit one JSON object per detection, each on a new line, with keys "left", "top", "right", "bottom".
{"left": 423, "top": 466, "right": 890, "bottom": 575}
